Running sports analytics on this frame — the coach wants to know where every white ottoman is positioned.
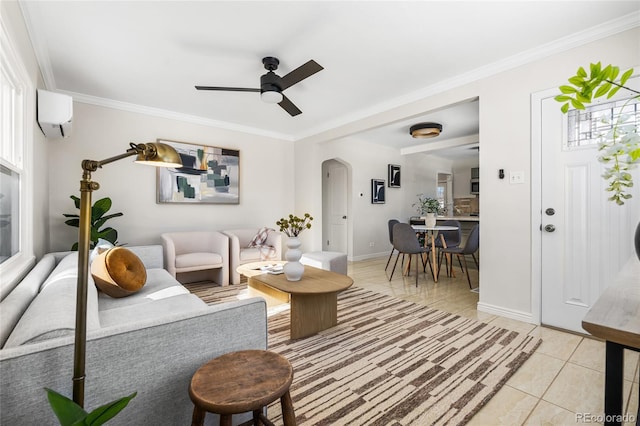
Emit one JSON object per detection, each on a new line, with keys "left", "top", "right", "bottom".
{"left": 300, "top": 251, "right": 348, "bottom": 275}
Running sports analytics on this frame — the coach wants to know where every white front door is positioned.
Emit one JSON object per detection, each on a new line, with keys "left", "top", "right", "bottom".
{"left": 539, "top": 89, "right": 639, "bottom": 333}
{"left": 323, "top": 160, "right": 348, "bottom": 253}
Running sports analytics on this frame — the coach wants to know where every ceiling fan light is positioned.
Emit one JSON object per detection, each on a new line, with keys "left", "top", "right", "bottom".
{"left": 410, "top": 122, "right": 443, "bottom": 138}
{"left": 261, "top": 90, "right": 283, "bottom": 104}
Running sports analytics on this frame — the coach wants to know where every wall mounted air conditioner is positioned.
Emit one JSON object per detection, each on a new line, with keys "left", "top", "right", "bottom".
{"left": 37, "top": 89, "right": 73, "bottom": 138}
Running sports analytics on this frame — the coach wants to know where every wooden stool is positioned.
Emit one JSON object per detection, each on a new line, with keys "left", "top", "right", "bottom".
{"left": 189, "top": 350, "right": 296, "bottom": 426}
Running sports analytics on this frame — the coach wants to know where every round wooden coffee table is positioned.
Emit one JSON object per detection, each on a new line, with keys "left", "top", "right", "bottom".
{"left": 189, "top": 349, "right": 296, "bottom": 426}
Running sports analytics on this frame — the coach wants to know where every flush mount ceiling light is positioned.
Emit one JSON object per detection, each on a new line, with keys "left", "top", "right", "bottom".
{"left": 410, "top": 122, "right": 443, "bottom": 139}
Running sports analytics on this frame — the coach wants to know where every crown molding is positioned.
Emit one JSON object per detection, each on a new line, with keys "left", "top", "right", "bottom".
{"left": 18, "top": 0, "right": 56, "bottom": 90}
{"left": 63, "top": 90, "right": 294, "bottom": 141}
{"left": 293, "top": 11, "right": 640, "bottom": 142}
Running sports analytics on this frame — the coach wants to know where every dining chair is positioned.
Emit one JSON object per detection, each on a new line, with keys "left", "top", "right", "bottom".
{"left": 385, "top": 219, "right": 400, "bottom": 271}
{"left": 389, "top": 223, "right": 433, "bottom": 287}
{"left": 437, "top": 224, "right": 479, "bottom": 289}
{"left": 434, "top": 220, "right": 462, "bottom": 277}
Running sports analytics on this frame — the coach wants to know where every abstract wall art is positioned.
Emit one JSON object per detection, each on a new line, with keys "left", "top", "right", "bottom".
{"left": 388, "top": 164, "right": 401, "bottom": 188}
{"left": 156, "top": 139, "right": 240, "bottom": 204}
{"left": 371, "top": 179, "right": 385, "bottom": 204}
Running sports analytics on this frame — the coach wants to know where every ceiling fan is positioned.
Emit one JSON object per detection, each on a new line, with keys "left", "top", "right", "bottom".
{"left": 195, "top": 56, "right": 323, "bottom": 117}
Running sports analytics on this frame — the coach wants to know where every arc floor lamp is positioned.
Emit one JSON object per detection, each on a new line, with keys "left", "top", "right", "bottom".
{"left": 72, "top": 142, "right": 182, "bottom": 406}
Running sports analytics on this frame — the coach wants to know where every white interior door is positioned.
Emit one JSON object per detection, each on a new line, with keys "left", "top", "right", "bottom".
{"left": 323, "top": 161, "right": 348, "bottom": 253}
{"left": 540, "top": 91, "right": 639, "bottom": 333}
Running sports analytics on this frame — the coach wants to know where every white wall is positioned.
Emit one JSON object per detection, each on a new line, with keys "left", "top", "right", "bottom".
{"left": 295, "top": 28, "right": 640, "bottom": 321}
{"left": 293, "top": 136, "right": 454, "bottom": 260}
{"left": 48, "top": 102, "right": 294, "bottom": 251}
{"left": 1, "top": 1, "right": 49, "bottom": 259}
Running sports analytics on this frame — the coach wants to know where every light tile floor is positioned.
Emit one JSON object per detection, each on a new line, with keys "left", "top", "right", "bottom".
{"left": 348, "top": 255, "right": 639, "bottom": 425}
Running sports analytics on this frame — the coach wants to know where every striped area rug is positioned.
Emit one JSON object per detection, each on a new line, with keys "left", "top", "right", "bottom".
{"left": 185, "top": 283, "right": 541, "bottom": 425}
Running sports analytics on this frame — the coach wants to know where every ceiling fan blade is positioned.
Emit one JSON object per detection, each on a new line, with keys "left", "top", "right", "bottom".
{"left": 195, "top": 86, "right": 260, "bottom": 92}
{"left": 278, "top": 95, "right": 302, "bottom": 117}
{"left": 279, "top": 60, "right": 323, "bottom": 91}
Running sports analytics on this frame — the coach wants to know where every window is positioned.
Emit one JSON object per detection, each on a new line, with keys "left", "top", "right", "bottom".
{"left": 565, "top": 96, "right": 640, "bottom": 149}
{"left": 0, "top": 17, "right": 34, "bottom": 288}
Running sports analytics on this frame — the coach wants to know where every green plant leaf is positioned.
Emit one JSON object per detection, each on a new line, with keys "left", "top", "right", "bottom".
{"left": 45, "top": 388, "right": 88, "bottom": 426}
{"left": 560, "top": 103, "right": 570, "bottom": 113}
{"left": 71, "top": 195, "right": 81, "bottom": 210}
{"left": 93, "top": 213, "right": 124, "bottom": 230}
{"left": 594, "top": 82, "right": 612, "bottom": 98}
{"left": 577, "top": 66, "right": 587, "bottom": 78}
{"left": 95, "top": 228, "right": 118, "bottom": 245}
{"left": 568, "top": 76, "right": 584, "bottom": 86}
{"left": 559, "top": 85, "right": 577, "bottom": 94}
{"left": 620, "top": 68, "right": 634, "bottom": 86}
{"left": 82, "top": 392, "right": 137, "bottom": 426}
{"left": 91, "top": 198, "right": 113, "bottom": 223}
{"left": 570, "top": 98, "right": 585, "bottom": 110}
{"left": 590, "top": 62, "right": 601, "bottom": 78}
{"left": 554, "top": 95, "right": 572, "bottom": 103}
{"left": 610, "top": 66, "right": 620, "bottom": 80}
{"left": 576, "top": 92, "right": 591, "bottom": 103}
{"left": 64, "top": 219, "right": 80, "bottom": 227}
{"left": 606, "top": 86, "right": 622, "bottom": 99}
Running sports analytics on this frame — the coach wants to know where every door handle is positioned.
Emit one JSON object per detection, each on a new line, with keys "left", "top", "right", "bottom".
{"left": 544, "top": 224, "right": 556, "bottom": 232}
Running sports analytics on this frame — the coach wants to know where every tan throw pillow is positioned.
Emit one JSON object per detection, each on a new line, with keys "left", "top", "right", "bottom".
{"left": 91, "top": 247, "right": 147, "bottom": 298}
{"left": 248, "top": 227, "right": 273, "bottom": 248}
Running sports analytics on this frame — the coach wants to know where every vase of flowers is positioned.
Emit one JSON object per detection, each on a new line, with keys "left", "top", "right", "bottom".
{"left": 276, "top": 213, "right": 313, "bottom": 281}
{"left": 413, "top": 194, "right": 440, "bottom": 228}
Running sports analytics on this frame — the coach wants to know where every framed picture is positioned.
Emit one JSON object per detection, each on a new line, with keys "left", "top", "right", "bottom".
{"left": 156, "top": 139, "right": 240, "bottom": 204}
{"left": 371, "top": 179, "right": 386, "bottom": 204}
{"left": 388, "top": 164, "right": 401, "bottom": 188}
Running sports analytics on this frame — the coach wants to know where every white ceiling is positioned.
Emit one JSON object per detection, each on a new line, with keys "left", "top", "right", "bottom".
{"left": 19, "top": 1, "right": 640, "bottom": 157}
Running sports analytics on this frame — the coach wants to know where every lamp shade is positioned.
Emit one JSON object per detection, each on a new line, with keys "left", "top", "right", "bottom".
{"left": 409, "top": 122, "right": 443, "bottom": 139}
{"left": 134, "top": 142, "right": 183, "bottom": 167}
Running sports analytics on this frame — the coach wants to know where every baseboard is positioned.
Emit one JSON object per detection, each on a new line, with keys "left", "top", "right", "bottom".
{"left": 477, "top": 302, "right": 538, "bottom": 325}
{"left": 350, "top": 252, "right": 389, "bottom": 262}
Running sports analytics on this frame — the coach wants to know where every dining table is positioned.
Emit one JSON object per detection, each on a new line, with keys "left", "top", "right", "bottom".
{"left": 411, "top": 224, "right": 459, "bottom": 283}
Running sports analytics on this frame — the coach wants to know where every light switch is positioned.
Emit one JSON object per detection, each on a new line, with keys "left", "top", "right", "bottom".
{"left": 509, "top": 171, "right": 525, "bottom": 184}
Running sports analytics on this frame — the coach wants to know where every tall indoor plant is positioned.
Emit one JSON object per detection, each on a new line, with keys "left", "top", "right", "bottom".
{"left": 555, "top": 62, "right": 640, "bottom": 258}
{"left": 63, "top": 196, "right": 123, "bottom": 250}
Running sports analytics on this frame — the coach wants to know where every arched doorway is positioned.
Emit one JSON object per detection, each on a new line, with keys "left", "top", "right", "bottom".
{"left": 321, "top": 159, "right": 351, "bottom": 256}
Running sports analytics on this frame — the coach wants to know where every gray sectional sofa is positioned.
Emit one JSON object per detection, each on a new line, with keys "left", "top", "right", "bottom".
{"left": 0, "top": 245, "right": 267, "bottom": 425}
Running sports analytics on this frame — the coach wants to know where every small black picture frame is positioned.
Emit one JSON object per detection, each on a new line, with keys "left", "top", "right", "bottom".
{"left": 371, "top": 179, "right": 386, "bottom": 204}
{"left": 388, "top": 164, "right": 401, "bottom": 188}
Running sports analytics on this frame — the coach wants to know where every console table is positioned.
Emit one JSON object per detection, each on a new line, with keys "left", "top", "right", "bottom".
{"left": 248, "top": 265, "right": 353, "bottom": 339}
{"left": 582, "top": 256, "right": 640, "bottom": 426}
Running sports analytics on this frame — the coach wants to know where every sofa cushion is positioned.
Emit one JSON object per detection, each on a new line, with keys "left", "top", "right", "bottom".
{"left": 98, "top": 268, "right": 190, "bottom": 311}
{"left": 4, "top": 253, "right": 100, "bottom": 347}
{"left": 0, "top": 254, "right": 56, "bottom": 348}
{"left": 92, "top": 247, "right": 147, "bottom": 298}
{"left": 175, "top": 252, "right": 222, "bottom": 269}
{"left": 99, "top": 293, "right": 206, "bottom": 327}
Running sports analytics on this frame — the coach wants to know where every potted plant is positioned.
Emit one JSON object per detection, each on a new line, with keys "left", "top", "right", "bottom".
{"left": 555, "top": 62, "right": 640, "bottom": 258}
{"left": 413, "top": 194, "right": 440, "bottom": 228}
{"left": 276, "top": 213, "right": 313, "bottom": 281}
{"left": 63, "top": 196, "right": 123, "bottom": 250}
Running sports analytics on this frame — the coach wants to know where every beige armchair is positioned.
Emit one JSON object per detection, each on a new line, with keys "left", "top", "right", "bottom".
{"left": 222, "top": 228, "right": 282, "bottom": 284}
{"left": 161, "top": 231, "right": 229, "bottom": 286}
